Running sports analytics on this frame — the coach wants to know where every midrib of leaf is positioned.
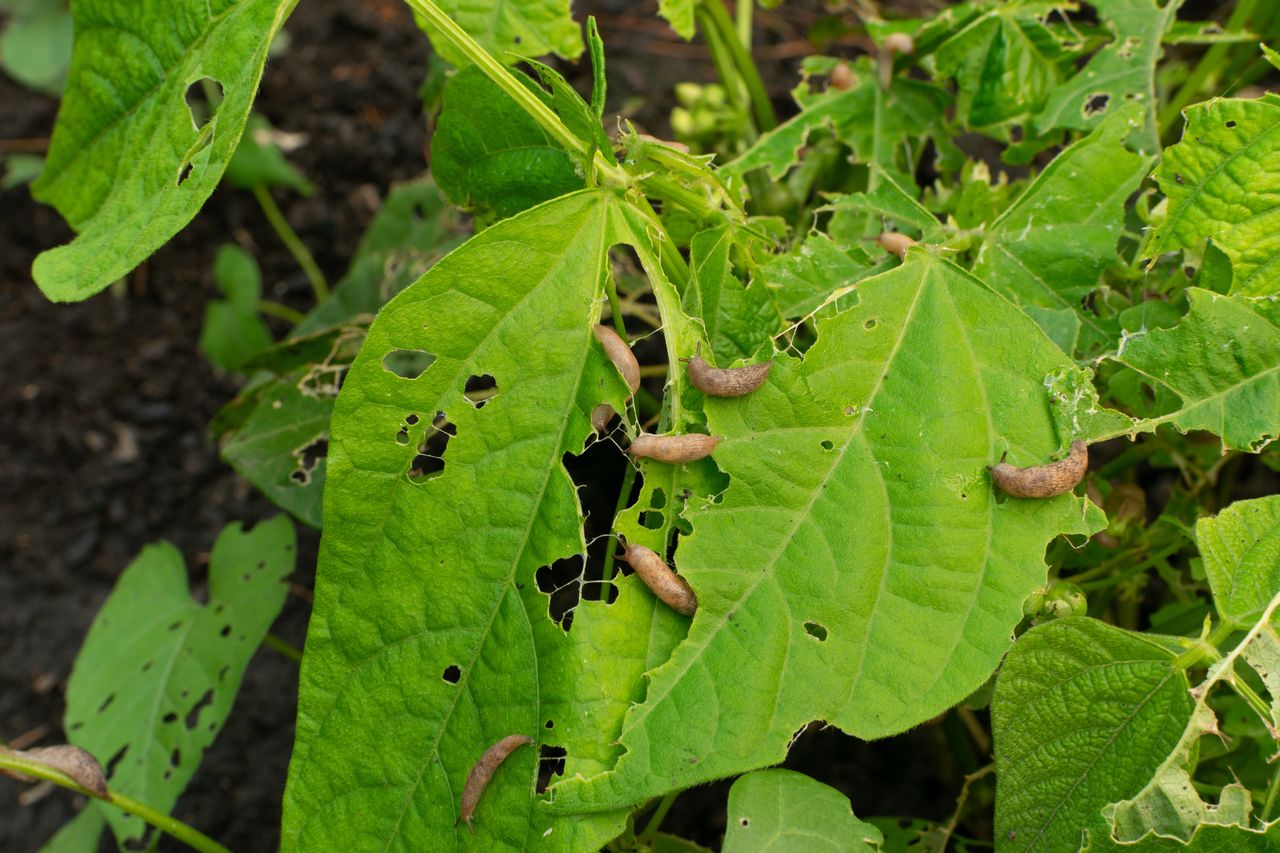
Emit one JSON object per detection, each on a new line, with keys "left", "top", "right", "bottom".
{"left": 130, "top": 589, "right": 198, "bottom": 805}
{"left": 625, "top": 260, "right": 931, "bottom": 734}
{"left": 1158, "top": 119, "right": 1280, "bottom": 249}
{"left": 1018, "top": 663, "right": 1181, "bottom": 852}
{"left": 307, "top": 200, "right": 611, "bottom": 851}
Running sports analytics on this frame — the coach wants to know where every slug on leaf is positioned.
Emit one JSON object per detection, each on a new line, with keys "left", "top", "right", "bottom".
{"left": 682, "top": 343, "right": 772, "bottom": 397}
{"left": 621, "top": 540, "right": 697, "bottom": 616}
{"left": 989, "top": 440, "right": 1088, "bottom": 498}
{"left": 593, "top": 325, "right": 641, "bottom": 395}
{"left": 630, "top": 433, "right": 719, "bottom": 463}
{"left": 457, "top": 734, "right": 534, "bottom": 833}
{"left": 877, "top": 232, "right": 916, "bottom": 259}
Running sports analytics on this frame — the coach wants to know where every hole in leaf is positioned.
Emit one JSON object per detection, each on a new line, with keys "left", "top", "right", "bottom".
{"left": 141, "top": 660, "right": 154, "bottom": 672}
{"left": 640, "top": 510, "right": 664, "bottom": 530}
{"left": 185, "top": 689, "right": 214, "bottom": 730}
{"left": 98, "top": 693, "right": 116, "bottom": 713}
{"left": 396, "top": 426, "right": 410, "bottom": 446}
{"left": 1083, "top": 93, "right": 1110, "bottom": 117}
{"left": 163, "top": 712, "right": 178, "bottom": 725}
{"left": 290, "top": 435, "right": 328, "bottom": 485}
{"left": 864, "top": 318, "right": 877, "bottom": 330}
{"left": 1174, "top": 173, "right": 1185, "bottom": 184}
{"left": 442, "top": 665, "right": 461, "bottom": 684}
{"left": 740, "top": 818, "right": 749, "bottom": 827}
{"left": 1226, "top": 120, "right": 1237, "bottom": 129}
{"left": 104, "top": 745, "right": 128, "bottom": 780}
{"left": 184, "top": 78, "right": 223, "bottom": 127}
{"left": 545, "top": 719, "right": 554, "bottom": 729}
{"left": 170, "top": 748, "right": 181, "bottom": 768}
{"left": 219, "top": 624, "right": 231, "bottom": 637}
{"left": 804, "top": 621, "right": 828, "bottom": 641}
{"left": 463, "top": 374, "right": 498, "bottom": 408}
{"left": 405, "top": 413, "right": 419, "bottom": 425}
{"left": 649, "top": 488, "right": 667, "bottom": 510}
{"left": 820, "top": 440, "right": 834, "bottom": 451}
{"left": 536, "top": 745, "right": 567, "bottom": 793}
{"left": 408, "top": 412, "right": 455, "bottom": 482}
{"left": 382, "top": 348, "right": 436, "bottom": 379}
{"left": 536, "top": 557, "right": 586, "bottom": 631}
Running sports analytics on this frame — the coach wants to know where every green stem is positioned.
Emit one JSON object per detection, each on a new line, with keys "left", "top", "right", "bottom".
{"left": 403, "top": 0, "right": 627, "bottom": 187}
{"left": 251, "top": 184, "right": 329, "bottom": 302}
{"left": 264, "top": 632, "right": 303, "bottom": 664}
{"left": 698, "top": 0, "right": 776, "bottom": 131}
{"left": 734, "top": 0, "right": 752, "bottom": 49}
{"left": 1158, "top": 0, "right": 1257, "bottom": 139}
{"left": 0, "top": 753, "right": 232, "bottom": 853}
{"left": 636, "top": 792, "right": 678, "bottom": 845}
{"left": 601, "top": 463, "right": 638, "bottom": 583}
{"left": 1262, "top": 760, "right": 1280, "bottom": 821}
{"left": 256, "top": 299, "right": 305, "bottom": 325}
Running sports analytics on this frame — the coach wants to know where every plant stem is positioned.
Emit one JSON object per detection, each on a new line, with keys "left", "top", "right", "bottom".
{"left": 1158, "top": 0, "right": 1257, "bottom": 139}
{"left": 636, "top": 791, "right": 678, "bottom": 845}
{"left": 1262, "top": 760, "right": 1280, "bottom": 821}
{"left": 0, "top": 753, "right": 232, "bottom": 853}
{"left": 257, "top": 299, "right": 305, "bottom": 325}
{"left": 251, "top": 184, "right": 328, "bottom": 302}
{"left": 734, "top": 0, "right": 752, "bottom": 49}
{"left": 698, "top": 0, "right": 776, "bottom": 131}
{"left": 264, "top": 632, "right": 303, "bottom": 663}
{"left": 600, "top": 462, "right": 638, "bottom": 583}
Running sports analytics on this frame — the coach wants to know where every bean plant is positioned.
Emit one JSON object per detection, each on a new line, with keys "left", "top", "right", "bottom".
{"left": 6, "top": 0, "right": 1280, "bottom": 850}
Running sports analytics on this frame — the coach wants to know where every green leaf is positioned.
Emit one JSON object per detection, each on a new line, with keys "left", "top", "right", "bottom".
{"left": 413, "top": 0, "right": 581, "bottom": 66}
{"left": 552, "top": 251, "right": 1105, "bottom": 812}
{"left": 972, "top": 107, "right": 1150, "bottom": 356}
{"left": 1031, "top": 0, "right": 1183, "bottom": 151}
{"left": 728, "top": 61, "right": 952, "bottom": 184}
{"left": 1082, "top": 817, "right": 1280, "bottom": 851}
{"left": 1197, "top": 496, "right": 1280, "bottom": 627}
{"left": 1145, "top": 94, "right": 1280, "bottom": 296}
{"left": 825, "top": 167, "right": 946, "bottom": 248}
{"left": 933, "top": 4, "right": 1064, "bottom": 129}
{"left": 65, "top": 517, "right": 295, "bottom": 848}
{"left": 282, "top": 190, "right": 688, "bottom": 849}
{"left": 199, "top": 244, "right": 273, "bottom": 372}
{"left": 753, "top": 232, "right": 878, "bottom": 319}
{"left": 224, "top": 112, "right": 315, "bottom": 194}
{"left": 657, "top": 0, "right": 695, "bottom": 40}
{"left": 30, "top": 0, "right": 298, "bottom": 302}
{"left": 0, "top": 0, "right": 72, "bottom": 95}
{"left": 722, "top": 769, "right": 883, "bottom": 852}
{"left": 993, "top": 618, "right": 1193, "bottom": 853}
{"left": 684, "top": 225, "right": 780, "bottom": 363}
{"left": 432, "top": 65, "right": 583, "bottom": 227}
{"left": 1111, "top": 289, "right": 1280, "bottom": 451}
{"left": 521, "top": 57, "right": 616, "bottom": 165}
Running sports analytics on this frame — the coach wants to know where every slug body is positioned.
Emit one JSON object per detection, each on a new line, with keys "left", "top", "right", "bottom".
{"left": 630, "top": 432, "right": 719, "bottom": 463}
{"left": 593, "top": 325, "right": 641, "bottom": 395}
{"left": 622, "top": 542, "right": 698, "bottom": 616}
{"left": 458, "top": 734, "right": 533, "bottom": 833}
{"left": 990, "top": 440, "right": 1088, "bottom": 498}
{"left": 682, "top": 343, "right": 772, "bottom": 397}
{"left": 877, "top": 232, "right": 916, "bottom": 259}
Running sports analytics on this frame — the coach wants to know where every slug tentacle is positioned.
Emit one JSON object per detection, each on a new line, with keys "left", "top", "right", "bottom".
{"left": 629, "top": 432, "right": 719, "bottom": 463}
{"left": 989, "top": 440, "right": 1088, "bottom": 498}
{"left": 621, "top": 540, "right": 698, "bottom": 616}
{"left": 681, "top": 343, "right": 772, "bottom": 397}
{"left": 457, "top": 734, "right": 534, "bottom": 833}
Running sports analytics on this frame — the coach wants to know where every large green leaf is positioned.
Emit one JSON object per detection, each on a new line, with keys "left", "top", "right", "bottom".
{"left": 1197, "top": 496, "right": 1280, "bottom": 627}
{"left": 1110, "top": 289, "right": 1280, "bottom": 451}
{"left": 993, "top": 618, "right": 1192, "bottom": 853}
{"left": 30, "top": 0, "right": 297, "bottom": 301}
{"left": 432, "top": 65, "right": 583, "bottom": 228}
{"left": 972, "top": 108, "right": 1150, "bottom": 356}
{"left": 282, "top": 190, "right": 695, "bottom": 850}
{"left": 683, "top": 226, "right": 780, "bottom": 363}
{"left": 1145, "top": 94, "right": 1280, "bottom": 296}
{"left": 63, "top": 517, "right": 295, "bottom": 848}
{"left": 1031, "top": 0, "right": 1183, "bottom": 151}
{"left": 722, "top": 769, "right": 883, "bottom": 852}
{"left": 552, "top": 250, "right": 1105, "bottom": 812}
